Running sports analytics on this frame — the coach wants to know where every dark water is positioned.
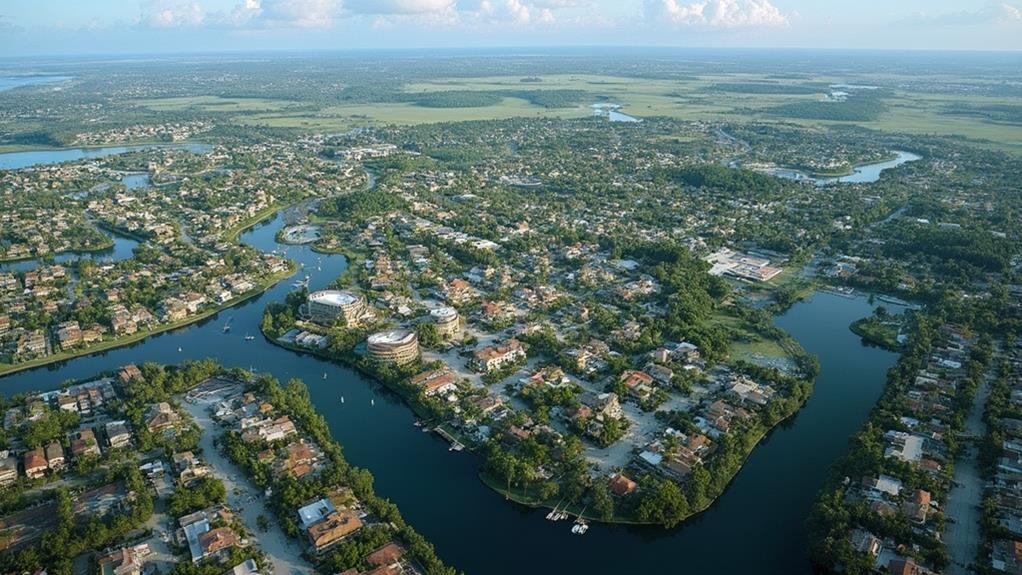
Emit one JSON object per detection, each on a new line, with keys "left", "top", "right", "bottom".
{"left": 0, "top": 143, "right": 212, "bottom": 170}
{"left": 0, "top": 202, "right": 901, "bottom": 574}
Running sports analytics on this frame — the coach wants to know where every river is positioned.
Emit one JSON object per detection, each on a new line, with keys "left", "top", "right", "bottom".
{"left": 766, "top": 150, "right": 921, "bottom": 185}
{"left": 0, "top": 143, "right": 212, "bottom": 171}
{"left": 0, "top": 234, "right": 140, "bottom": 274}
{"left": 0, "top": 195, "right": 903, "bottom": 573}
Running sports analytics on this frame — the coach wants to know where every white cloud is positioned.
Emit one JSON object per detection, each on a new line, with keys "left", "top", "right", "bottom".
{"left": 345, "top": 0, "right": 455, "bottom": 15}
{"left": 140, "top": 1, "right": 207, "bottom": 28}
{"left": 227, "top": 0, "right": 263, "bottom": 26}
{"left": 464, "top": 0, "right": 560, "bottom": 25}
{"left": 258, "top": 0, "right": 341, "bottom": 27}
{"left": 646, "top": 0, "right": 788, "bottom": 28}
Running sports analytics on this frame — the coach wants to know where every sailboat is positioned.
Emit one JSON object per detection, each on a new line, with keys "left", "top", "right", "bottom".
{"left": 370, "top": 398, "right": 375, "bottom": 406}
{"left": 339, "top": 396, "right": 345, "bottom": 404}
{"left": 322, "top": 372, "right": 327, "bottom": 379}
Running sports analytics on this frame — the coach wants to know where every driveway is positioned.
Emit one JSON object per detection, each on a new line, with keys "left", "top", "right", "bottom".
{"left": 182, "top": 396, "right": 314, "bottom": 575}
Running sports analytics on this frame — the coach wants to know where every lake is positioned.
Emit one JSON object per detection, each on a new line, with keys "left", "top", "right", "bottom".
{"left": 0, "top": 233, "right": 140, "bottom": 273}
{"left": 767, "top": 150, "right": 922, "bottom": 185}
{"left": 0, "top": 143, "right": 213, "bottom": 171}
{"left": 592, "top": 103, "right": 642, "bottom": 123}
{"left": 0, "top": 202, "right": 901, "bottom": 574}
{"left": 0, "top": 75, "right": 72, "bottom": 92}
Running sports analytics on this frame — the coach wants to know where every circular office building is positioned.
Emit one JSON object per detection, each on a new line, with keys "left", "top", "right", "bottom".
{"left": 367, "top": 329, "right": 420, "bottom": 365}
{"left": 430, "top": 306, "right": 461, "bottom": 339}
{"left": 308, "top": 290, "right": 367, "bottom": 325}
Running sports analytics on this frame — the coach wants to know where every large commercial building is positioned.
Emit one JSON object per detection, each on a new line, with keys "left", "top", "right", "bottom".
{"left": 307, "top": 290, "right": 368, "bottom": 325}
{"left": 367, "top": 329, "right": 420, "bottom": 366}
{"left": 430, "top": 306, "right": 461, "bottom": 339}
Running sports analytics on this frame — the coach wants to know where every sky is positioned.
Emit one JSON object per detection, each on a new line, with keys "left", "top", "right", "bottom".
{"left": 1, "top": 0, "right": 1021, "bottom": 57}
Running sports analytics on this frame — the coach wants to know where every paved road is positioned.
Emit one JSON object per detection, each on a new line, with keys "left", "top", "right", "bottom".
{"left": 183, "top": 396, "right": 314, "bottom": 575}
{"left": 944, "top": 363, "right": 995, "bottom": 575}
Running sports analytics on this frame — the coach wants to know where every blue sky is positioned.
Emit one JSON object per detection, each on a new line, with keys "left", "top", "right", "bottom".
{"left": 1, "top": 0, "right": 1020, "bottom": 56}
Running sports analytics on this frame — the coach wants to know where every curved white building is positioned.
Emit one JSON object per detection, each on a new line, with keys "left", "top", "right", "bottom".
{"left": 430, "top": 306, "right": 461, "bottom": 339}
{"left": 308, "top": 290, "right": 367, "bottom": 325}
{"left": 367, "top": 329, "right": 420, "bottom": 365}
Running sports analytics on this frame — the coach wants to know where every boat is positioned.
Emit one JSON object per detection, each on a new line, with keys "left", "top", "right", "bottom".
{"left": 370, "top": 398, "right": 375, "bottom": 406}
{"left": 177, "top": 347, "right": 182, "bottom": 352}
{"left": 244, "top": 335, "right": 255, "bottom": 341}
{"left": 340, "top": 396, "right": 344, "bottom": 404}
{"left": 322, "top": 373, "right": 327, "bottom": 379}
{"left": 222, "top": 317, "right": 233, "bottom": 332}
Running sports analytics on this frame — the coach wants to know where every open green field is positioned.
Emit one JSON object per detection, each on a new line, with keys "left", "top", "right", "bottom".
{"left": 232, "top": 96, "right": 591, "bottom": 128}
{"left": 403, "top": 73, "right": 1022, "bottom": 152}
{"left": 137, "top": 95, "right": 303, "bottom": 113}
{"left": 710, "top": 311, "right": 792, "bottom": 364}
{"left": 110, "top": 72, "right": 1022, "bottom": 153}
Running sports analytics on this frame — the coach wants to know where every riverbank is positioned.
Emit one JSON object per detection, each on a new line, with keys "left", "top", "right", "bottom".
{"left": 0, "top": 237, "right": 116, "bottom": 264}
{"left": 260, "top": 306, "right": 819, "bottom": 527}
{"left": 0, "top": 264, "right": 296, "bottom": 378}
{"left": 849, "top": 316, "right": 905, "bottom": 351}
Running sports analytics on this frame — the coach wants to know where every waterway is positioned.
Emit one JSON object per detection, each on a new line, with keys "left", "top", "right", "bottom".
{"left": 0, "top": 75, "right": 72, "bottom": 92}
{"left": 0, "top": 234, "right": 139, "bottom": 274}
{"left": 767, "top": 150, "right": 921, "bottom": 185}
{"left": 592, "top": 103, "right": 641, "bottom": 123}
{"left": 0, "top": 143, "right": 212, "bottom": 171}
{"left": 0, "top": 195, "right": 903, "bottom": 574}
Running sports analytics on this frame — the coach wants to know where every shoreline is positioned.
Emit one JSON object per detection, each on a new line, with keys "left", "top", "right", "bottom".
{"left": 0, "top": 264, "right": 297, "bottom": 378}
{"left": 260, "top": 311, "right": 817, "bottom": 527}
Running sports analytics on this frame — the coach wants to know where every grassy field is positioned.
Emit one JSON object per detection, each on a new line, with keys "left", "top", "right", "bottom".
{"left": 402, "top": 73, "right": 1022, "bottom": 152}
{"left": 137, "top": 95, "right": 303, "bottom": 113}
{"left": 108, "top": 73, "right": 1022, "bottom": 153}
{"left": 710, "top": 311, "right": 792, "bottom": 364}
{"left": 232, "top": 96, "right": 590, "bottom": 129}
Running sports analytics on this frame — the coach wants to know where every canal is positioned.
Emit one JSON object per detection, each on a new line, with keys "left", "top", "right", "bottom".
{"left": 0, "top": 201, "right": 902, "bottom": 573}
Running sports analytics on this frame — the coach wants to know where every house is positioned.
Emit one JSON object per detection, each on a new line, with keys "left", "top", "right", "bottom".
{"left": 45, "top": 441, "right": 66, "bottom": 471}
{"left": 198, "top": 527, "right": 238, "bottom": 561}
{"left": 849, "top": 528, "right": 882, "bottom": 558}
{"left": 107, "top": 421, "right": 132, "bottom": 449}
{"left": 97, "top": 544, "right": 150, "bottom": 575}
{"left": 0, "top": 454, "right": 18, "bottom": 486}
{"left": 902, "top": 489, "right": 931, "bottom": 524}
{"left": 619, "top": 370, "right": 654, "bottom": 399}
{"left": 409, "top": 368, "right": 459, "bottom": 397}
{"left": 608, "top": 473, "right": 637, "bottom": 497}
{"left": 118, "top": 364, "right": 143, "bottom": 385}
{"left": 24, "top": 447, "right": 48, "bottom": 479}
{"left": 886, "top": 558, "right": 937, "bottom": 575}
{"left": 146, "top": 402, "right": 181, "bottom": 433}
{"left": 366, "top": 542, "right": 405, "bottom": 570}
{"left": 471, "top": 339, "right": 526, "bottom": 372}
{"left": 307, "top": 509, "right": 364, "bottom": 553}
{"left": 579, "top": 392, "right": 622, "bottom": 420}
{"left": 298, "top": 498, "right": 336, "bottom": 529}
{"left": 282, "top": 442, "right": 318, "bottom": 478}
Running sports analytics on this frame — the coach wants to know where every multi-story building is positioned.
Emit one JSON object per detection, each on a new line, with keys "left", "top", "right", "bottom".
{"left": 307, "top": 290, "right": 369, "bottom": 325}
{"left": 366, "top": 330, "right": 420, "bottom": 366}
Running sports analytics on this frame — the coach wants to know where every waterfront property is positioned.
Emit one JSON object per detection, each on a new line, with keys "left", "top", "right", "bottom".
{"left": 366, "top": 330, "right": 420, "bottom": 366}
